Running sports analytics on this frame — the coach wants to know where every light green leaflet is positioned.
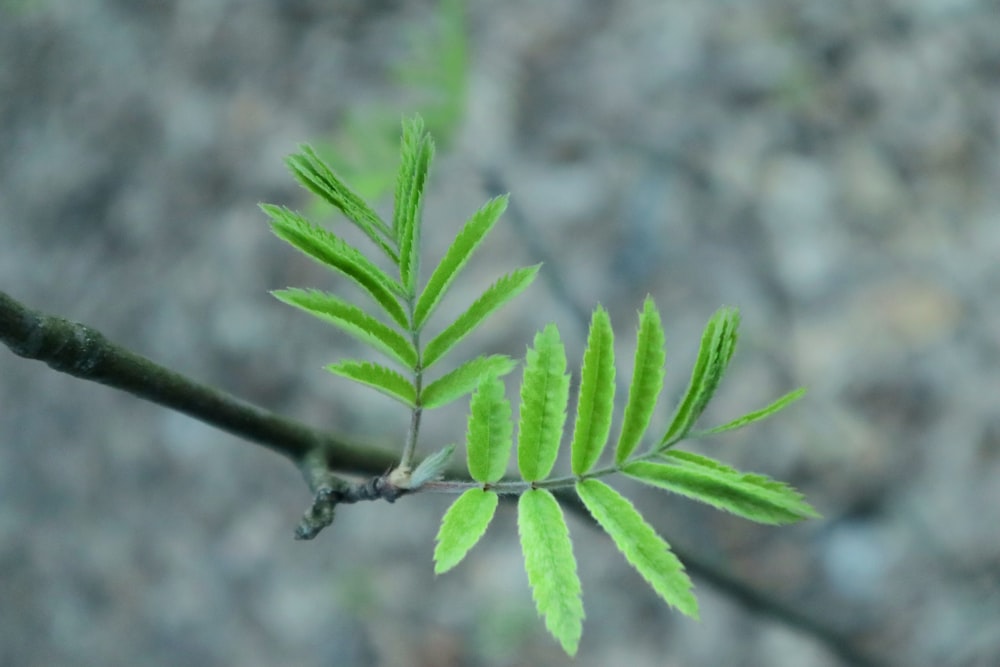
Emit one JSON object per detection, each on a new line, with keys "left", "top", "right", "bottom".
{"left": 659, "top": 306, "right": 740, "bottom": 447}
{"left": 465, "top": 373, "right": 513, "bottom": 483}
{"left": 518, "top": 489, "right": 583, "bottom": 655}
{"left": 272, "top": 288, "right": 417, "bottom": 369}
{"left": 414, "top": 195, "right": 509, "bottom": 330}
{"left": 570, "top": 306, "right": 616, "bottom": 476}
{"left": 325, "top": 360, "right": 416, "bottom": 407}
{"left": 576, "top": 479, "right": 698, "bottom": 618}
{"left": 517, "top": 324, "right": 570, "bottom": 482}
{"left": 286, "top": 145, "right": 397, "bottom": 263}
{"left": 695, "top": 387, "right": 807, "bottom": 436}
{"left": 434, "top": 488, "right": 498, "bottom": 574}
{"left": 262, "top": 204, "right": 407, "bottom": 327}
{"left": 614, "top": 297, "right": 666, "bottom": 464}
{"left": 422, "top": 265, "right": 539, "bottom": 369}
{"left": 394, "top": 116, "right": 434, "bottom": 292}
{"left": 624, "top": 451, "right": 820, "bottom": 524}
{"left": 420, "top": 354, "right": 516, "bottom": 410}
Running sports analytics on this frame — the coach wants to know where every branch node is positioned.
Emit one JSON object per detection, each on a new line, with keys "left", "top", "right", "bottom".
{"left": 295, "top": 485, "right": 338, "bottom": 540}
{"left": 293, "top": 454, "right": 410, "bottom": 538}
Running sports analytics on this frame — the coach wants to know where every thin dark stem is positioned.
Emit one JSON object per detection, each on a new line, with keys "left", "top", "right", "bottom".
{"left": 399, "top": 298, "right": 422, "bottom": 472}
{"left": 400, "top": 405, "right": 423, "bottom": 472}
{"left": 0, "top": 289, "right": 885, "bottom": 667}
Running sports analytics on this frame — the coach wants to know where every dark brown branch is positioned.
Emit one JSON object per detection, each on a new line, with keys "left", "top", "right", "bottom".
{"left": 295, "top": 450, "right": 409, "bottom": 539}
{"left": 0, "top": 289, "right": 885, "bottom": 667}
{"left": 0, "top": 289, "right": 397, "bottom": 476}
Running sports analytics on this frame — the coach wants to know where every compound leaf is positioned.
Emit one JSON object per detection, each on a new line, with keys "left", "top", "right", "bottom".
{"left": 422, "top": 265, "right": 539, "bottom": 369}
{"left": 272, "top": 288, "right": 417, "bottom": 369}
{"left": 517, "top": 324, "right": 569, "bottom": 482}
{"left": 695, "top": 387, "right": 806, "bottom": 437}
{"left": 570, "top": 306, "right": 616, "bottom": 475}
{"left": 286, "top": 145, "right": 397, "bottom": 263}
{"left": 414, "top": 195, "right": 509, "bottom": 329}
{"left": 434, "top": 488, "right": 499, "bottom": 574}
{"left": 421, "top": 354, "right": 517, "bottom": 410}
{"left": 615, "top": 297, "right": 666, "bottom": 464}
{"left": 518, "top": 489, "right": 583, "bottom": 656}
{"left": 325, "top": 360, "right": 416, "bottom": 407}
{"left": 465, "top": 373, "right": 514, "bottom": 483}
{"left": 576, "top": 479, "right": 698, "bottom": 618}
{"left": 263, "top": 204, "right": 407, "bottom": 327}
{"left": 659, "top": 307, "right": 740, "bottom": 447}
{"left": 624, "top": 451, "right": 819, "bottom": 524}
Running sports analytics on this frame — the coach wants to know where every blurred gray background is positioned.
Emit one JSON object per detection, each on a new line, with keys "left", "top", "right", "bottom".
{"left": 2, "top": 1, "right": 999, "bottom": 666}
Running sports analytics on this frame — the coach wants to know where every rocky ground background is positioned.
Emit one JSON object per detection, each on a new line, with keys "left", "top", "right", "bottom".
{"left": 2, "top": 1, "right": 999, "bottom": 666}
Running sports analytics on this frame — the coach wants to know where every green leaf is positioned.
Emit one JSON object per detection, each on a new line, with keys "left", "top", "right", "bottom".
{"left": 576, "top": 479, "right": 698, "bottom": 618}
{"left": 394, "top": 116, "right": 435, "bottom": 292}
{"left": 624, "top": 452, "right": 820, "bottom": 524}
{"left": 286, "top": 145, "right": 398, "bottom": 263}
{"left": 414, "top": 195, "right": 509, "bottom": 329}
{"left": 517, "top": 324, "right": 570, "bottom": 482}
{"left": 614, "top": 297, "right": 666, "bottom": 464}
{"left": 695, "top": 387, "right": 807, "bottom": 437}
{"left": 410, "top": 444, "right": 456, "bottom": 489}
{"left": 465, "top": 373, "right": 513, "bottom": 483}
{"left": 518, "top": 489, "right": 583, "bottom": 656}
{"left": 659, "top": 306, "right": 740, "bottom": 447}
{"left": 570, "top": 306, "right": 616, "bottom": 475}
{"left": 325, "top": 360, "right": 416, "bottom": 407}
{"left": 422, "top": 265, "right": 540, "bottom": 369}
{"left": 262, "top": 204, "right": 408, "bottom": 327}
{"left": 273, "top": 288, "right": 417, "bottom": 369}
{"left": 421, "top": 355, "right": 517, "bottom": 410}
{"left": 434, "top": 488, "right": 498, "bottom": 574}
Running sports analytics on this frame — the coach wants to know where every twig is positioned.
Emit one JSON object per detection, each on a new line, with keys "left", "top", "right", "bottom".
{"left": 0, "top": 288, "right": 885, "bottom": 667}
{"left": 0, "top": 290, "right": 398, "bottom": 476}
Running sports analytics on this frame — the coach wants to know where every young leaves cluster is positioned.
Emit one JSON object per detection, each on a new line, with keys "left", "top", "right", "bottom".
{"left": 433, "top": 300, "right": 815, "bottom": 654}
{"left": 313, "top": 0, "right": 469, "bottom": 202}
{"left": 265, "top": 115, "right": 537, "bottom": 477}
{"left": 269, "top": 115, "right": 816, "bottom": 657}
